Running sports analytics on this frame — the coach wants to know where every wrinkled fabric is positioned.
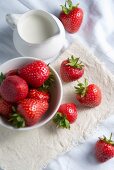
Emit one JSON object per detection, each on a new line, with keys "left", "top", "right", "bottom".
{"left": 44, "top": 115, "right": 114, "bottom": 170}
{"left": 0, "top": 0, "right": 114, "bottom": 170}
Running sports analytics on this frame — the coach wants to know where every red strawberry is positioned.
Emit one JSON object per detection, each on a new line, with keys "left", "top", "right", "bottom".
{"left": 53, "top": 103, "right": 78, "bottom": 129}
{"left": 28, "top": 89, "right": 50, "bottom": 102}
{"left": 5, "top": 69, "right": 17, "bottom": 77}
{"left": 9, "top": 99, "right": 49, "bottom": 127}
{"left": 59, "top": 0, "right": 83, "bottom": 33}
{"left": 18, "top": 61, "right": 50, "bottom": 88}
{"left": 60, "top": 56, "right": 84, "bottom": 82}
{"left": 75, "top": 79, "right": 102, "bottom": 107}
{"left": 95, "top": 133, "right": 114, "bottom": 162}
{"left": 0, "top": 75, "right": 28, "bottom": 103}
{"left": 0, "top": 98, "right": 12, "bottom": 118}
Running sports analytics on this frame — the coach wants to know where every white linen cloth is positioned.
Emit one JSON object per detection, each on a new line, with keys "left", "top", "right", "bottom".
{"left": 0, "top": 0, "right": 114, "bottom": 170}
{"left": 44, "top": 115, "right": 114, "bottom": 170}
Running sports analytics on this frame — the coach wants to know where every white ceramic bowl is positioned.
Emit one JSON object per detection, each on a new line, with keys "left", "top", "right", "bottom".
{"left": 0, "top": 57, "right": 63, "bottom": 130}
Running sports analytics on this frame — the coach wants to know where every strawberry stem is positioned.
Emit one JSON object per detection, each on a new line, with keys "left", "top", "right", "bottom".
{"left": 38, "top": 70, "right": 55, "bottom": 91}
{"left": 61, "top": 0, "right": 79, "bottom": 14}
{"left": 110, "top": 133, "right": 113, "bottom": 141}
{"left": 66, "top": 55, "right": 84, "bottom": 69}
{"left": 53, "top": 112, "right": 70, "bottom": 129}
{"left": 0, "top": 72, "right": 5, "bottom": 85}
{"left": 99, "top": 133, "right": 114, "bottom": 146}
{"left": 75, "top": 2, "right": 79, "bottom": 8}
{"left": 75, "top": 79, "right": 88, "bottom": 97}
{"left": 9, "top": 113, "right": 26, "bottom": 128}
{"left": 67, "top": 0, "right": 73, "bottom": 10}
{"left": 61, "top": 5, "right": 69, "bottom": 14}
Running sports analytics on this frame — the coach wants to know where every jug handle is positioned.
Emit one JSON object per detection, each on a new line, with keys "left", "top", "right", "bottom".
{"left": 6, "top": 14, "right": 21, "bottom": 30}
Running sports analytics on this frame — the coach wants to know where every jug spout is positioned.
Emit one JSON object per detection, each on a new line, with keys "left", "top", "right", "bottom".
{"left": 6, "top": 14, "right": 21, "bottom": 30}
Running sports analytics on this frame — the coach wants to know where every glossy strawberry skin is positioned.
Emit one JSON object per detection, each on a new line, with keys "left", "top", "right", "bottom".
{"left": 17, "top": 99, "right": 49, "bottom": 126}
{"left": 28, "top": 89, "right": 50, "bottom": 102}
{"left": 0, "top": 75, "right": 28, "bottom": 103}
{"left": 58, "top": 103, "right": 78, "bottom": 123}
{"left": 60, "top": 60, "right": 84, "bottom": 82}
{"left": 59, "top": 7, "right": 83, "bottom": 33}
{"left": 95, "top": 140, "right": 114, "bottom": 162}
{"left": 0, "top": 98, "right": 12, "bottom": 118}
{"left": 76, "top": 84, "right": 101, "bottom": 107}
{"left": 18, "top": 61, "right": 50, "bottom": 88}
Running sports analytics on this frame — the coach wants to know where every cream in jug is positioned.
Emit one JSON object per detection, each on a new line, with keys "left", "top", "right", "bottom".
{"left": 19, "top": 13, "right": 57, "bottom": 44}
{"left": 6, "top": 10, "right": 66, "bottom": 61}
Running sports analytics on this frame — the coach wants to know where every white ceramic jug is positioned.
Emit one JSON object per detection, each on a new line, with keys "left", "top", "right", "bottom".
{"left": 6, "top": 10, "right": 66, "bottom": 63}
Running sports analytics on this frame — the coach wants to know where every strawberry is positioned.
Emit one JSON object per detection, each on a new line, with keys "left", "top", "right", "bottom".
{"left": 53, "top": 103, "right": 78, "bottom": 129}
{"left": 5, "top": 69, "right": 17, "bottom": 77}
{"left": 0, "top": 98, "right": 12, "bottom": 118}
{"left": 18, "top": 61, "right": 50, "bottom": 88}
{"left": 59, "top": 0, "right": 83, "bottom": 33}
{"left": 75, "top": 79, "right": 102, "bottom": 107}
{"left": 9, "top": 99, "right": 49, "bottom": 127}
{"left": 60, "top": 55, "right": 84, "bottom": 82}
{"left": 95, "top": 133, "right": 114, "bottom": 162}
{"left": 28, "top": 89, "right": 50, "bottom": 102}
{"left": 0, "top": 75, "right": 28, "bottom": 103}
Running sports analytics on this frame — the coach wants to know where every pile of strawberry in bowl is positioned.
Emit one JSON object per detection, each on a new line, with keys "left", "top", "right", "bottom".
{"left": 0, "top": 54, "right": 102, "bottom": 131}
{"left": 0, "top": 57, "right": 62, "bottom": 130}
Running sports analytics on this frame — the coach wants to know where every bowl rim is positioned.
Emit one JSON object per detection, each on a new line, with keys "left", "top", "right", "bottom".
{"left": 0, "top": 57, "right": 63, "bottom": 131}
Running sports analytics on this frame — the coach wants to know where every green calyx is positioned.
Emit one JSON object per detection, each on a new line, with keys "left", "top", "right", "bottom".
{"left": 38, "top": 69, "right": 55, "bottom": 91}
{"left": 0, "top": 72, "right": 5, "bottom": 85}
{"left": 9, "top": 113, "right": 25, "bottom": 128}
{"left": 99, "top": 133, "right": 114, "bottom": 146}
{"left": 53, "top": 112, "right": 70, "bottom": 129}
{"left": 75, "top": 79, "right": 88, "bottom": 97}
{"left": 9, "top": 106, "right": 25, "bottom": 128}
{"left": 61, "top": 0, "right": 79, "bottom": 14}
{"left": 66, "top": 55, "right": 84, "bottom": 69}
